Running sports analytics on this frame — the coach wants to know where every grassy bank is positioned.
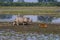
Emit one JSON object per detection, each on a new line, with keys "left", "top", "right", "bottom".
{"left": 0, "top": 7, "right": 60, "bottom": 17}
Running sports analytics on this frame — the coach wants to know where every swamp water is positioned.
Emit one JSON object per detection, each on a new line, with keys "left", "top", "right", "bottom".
{"left": 0, "top": 15, "right": 57, "bottom": 23}
{"left": 0, "top": 15, "right": 60, "bottom": 40}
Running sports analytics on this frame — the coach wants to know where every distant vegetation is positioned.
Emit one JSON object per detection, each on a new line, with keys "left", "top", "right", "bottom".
{"left": 0, "top": 7, "right": 60, "bottom": 17}
{"left": 0, "top": 2, "right": 60, "bottom": 6}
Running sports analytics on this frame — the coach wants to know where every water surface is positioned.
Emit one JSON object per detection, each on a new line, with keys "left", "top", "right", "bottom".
{"left": 0, "top": 14, "right": 60, "bottom": 24}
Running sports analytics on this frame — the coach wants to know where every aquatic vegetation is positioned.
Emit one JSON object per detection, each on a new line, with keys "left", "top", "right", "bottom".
{"left": 0, "top": 29, "right": 60, "bottom": 40}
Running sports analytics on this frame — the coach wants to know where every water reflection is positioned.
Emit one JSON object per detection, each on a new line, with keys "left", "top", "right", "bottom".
{"left": 0, "top": 15, "right": 16, "bottom": 22}
{"left": 52, "top": 18, "right": 60, "bottom": 24}
{"left": 0, "top": 14, "right": 12, "bottom": 19}
{"left": 37, "top": 16, "right": 54, "bottom": 22}
{"left": 0, "top": 14, "right": 60, "bottom": 23}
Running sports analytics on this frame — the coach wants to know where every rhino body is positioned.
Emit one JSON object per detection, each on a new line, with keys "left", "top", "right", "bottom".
{"left": 13, "top": 15, "right": 32, "bottom": 26}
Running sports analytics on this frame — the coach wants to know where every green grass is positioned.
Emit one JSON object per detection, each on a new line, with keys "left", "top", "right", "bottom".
{"left": 0, "top": 6, "right": 60, "bottom": 17}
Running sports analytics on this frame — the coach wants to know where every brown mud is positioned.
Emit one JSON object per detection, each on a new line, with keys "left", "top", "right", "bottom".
{"left": 0, "top": 23, "right": 60, "bottom": 34}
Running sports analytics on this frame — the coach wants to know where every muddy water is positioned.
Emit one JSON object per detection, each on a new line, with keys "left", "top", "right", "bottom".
{"left": 52, "top": 18, "right": 60, "bottom": 24}
{"left": 0, "top": 15, "right": 38, "bottom": 22}
{"left": 0, "top": 15, "right": 60, "bottom": 40}
{"left": 0, "top": 14, "right": 60, "bottom": 24}
{"left": 0, "top": 15, "right": 54, "bottom": 22}
{"left": 0, "top": 29, "right": 60, "bottom": 40}
{"left": 0, "top": 15, "right": 16, "bottom": 22}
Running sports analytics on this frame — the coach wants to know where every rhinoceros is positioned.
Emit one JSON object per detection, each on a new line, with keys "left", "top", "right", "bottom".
{"left": 13, "top": 15, "right": 32, "bottom": 26}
